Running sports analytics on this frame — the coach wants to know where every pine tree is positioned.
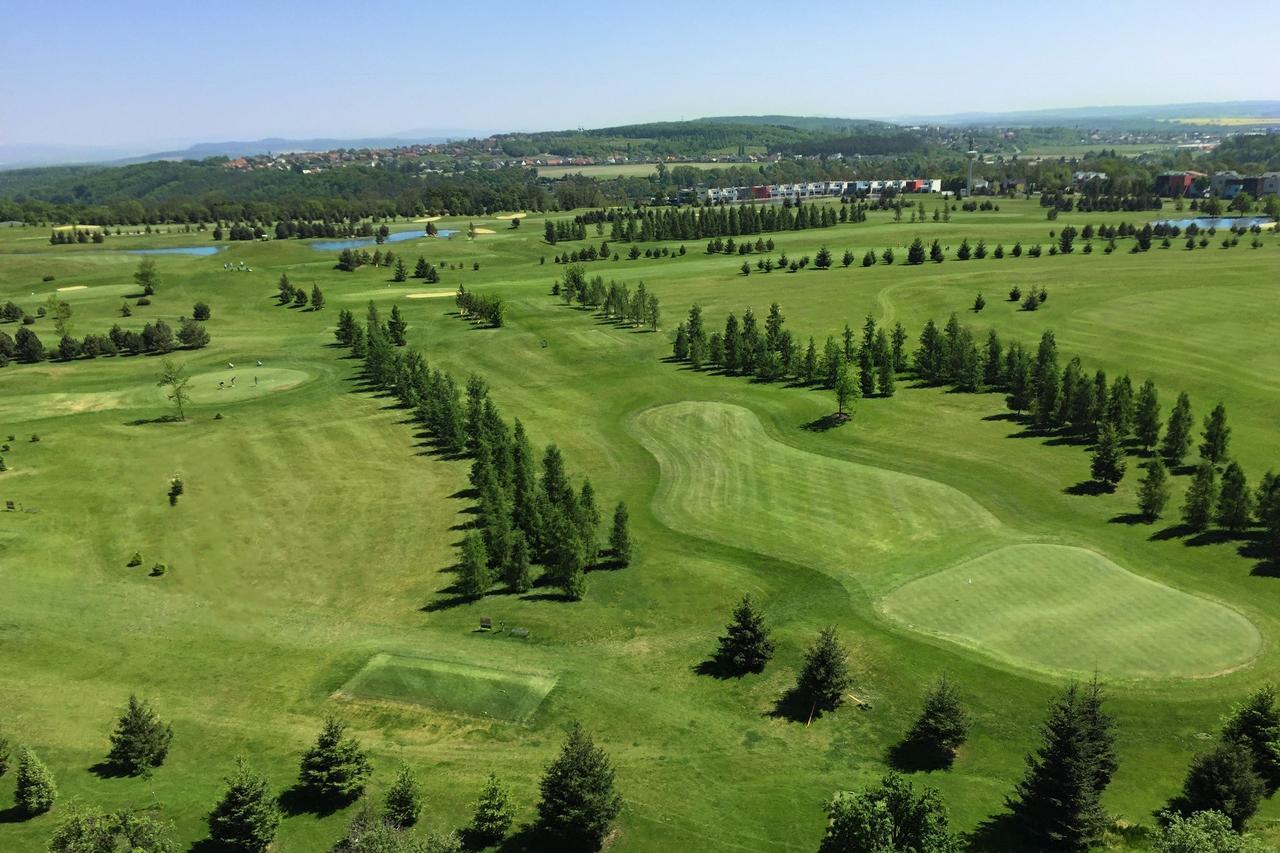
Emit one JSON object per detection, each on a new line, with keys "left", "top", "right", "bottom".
{"left": 834, "top": 361, "right": 857, "bottom": 419}
{"left": 0, "top": 734, "right": 9, "bottom": 777}
{"left": 1257, "top": 472, "right": 1280, "bottom": 563}
{"left": 504, "top": 530, "right": 532, "bottom": 593}
{"left": 609, "top": 502, "right": 632, "bottom": 566}
{"left": 1134, "top": 379, "right": 1161, "bottom": 450}
{"left": 1218, "top": 462, "right": 1254, "bottom": 533}
{"left": 1200, "top": 402, "right": 1231, "bottom": 465}
{"left": 1182, "top": 463, "right": 1219, "bottom": 532}
{"left": 387, "top": 304, "right": 408, "bottom": 346}
{"left": 1221, "top": 685, "right": 1280, "bottom": 795}
{"left": 107, "top": 694, "right": 174, "bottom": 775}
{"left": 1138, "top": 458, "right": 1171, "bottom": 522}
{"left": 576, "top": 479, "right": 600, "bottom": 562}
{"left": 208, "top": 757, "right": 280, "bottom": 852}
{"left": 1107, "top": 374, "right": 1136, "bottom": 441}
{"left": 797, "top": 627, "right": 851, "bottom": 715}
{"left": 715, "top": 595, "right": 776, "bottom": 674}
{"left": 383, "top": 765, "right": 422, "bottom": 828}
{"left": 1007, "top": 681, "right": 1116, "bottom": 850}
{"left": 1090, "top": 422, "right": 1126, "bottom": 491}
{"left": 1162, "top": 392, "right": 1194, "bottom": 466}
{"left": 459, "top": 530, "right": 492, "bottom": 598}
{"left": 15, "top": 746, "right": 57, "bottom": 816}
{"left": 468, "top": 773, "right": 515, "bottom": 848}
{"left": 905, "top": 675, "right": 970, "bottom": 769}
{"left": 298, "top": 717, "right": 372, "bottom": 802}
{"left": 1174, "top": 739, "right": 1264, "bottom": 832}
{"left": 536, "top": 722, "right": 622, "bottom": 850}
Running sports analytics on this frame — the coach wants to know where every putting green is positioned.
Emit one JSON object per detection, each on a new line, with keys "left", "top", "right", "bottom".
{"left": 632, "top": 401, "right": 998, "bottom": 575}
{"left": 175, "top": 367, "right": 311, "bottom": 404}
{"left": 879, "top": 544, "right": 1261, "bottom": 679}
{"left": 338, "top": 653, "right": 556, "bottom": 723}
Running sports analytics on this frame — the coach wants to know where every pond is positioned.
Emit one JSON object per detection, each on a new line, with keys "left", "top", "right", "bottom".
{"left": 310, "top": 229, "right": 457, "bottom": 251}
{"left": 129, "top": 246, "right": 225, "bottom": 256}
{"left": 1153, "top": 216, "right": 1275, "bottom": 230}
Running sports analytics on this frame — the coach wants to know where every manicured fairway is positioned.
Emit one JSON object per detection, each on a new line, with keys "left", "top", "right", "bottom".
{"left": 632, "top": 401, "right": 998, "bottom": 571}
{"left": 880, "top": 544, "right": 1262, "bottom": 679}
{"left": 338, "top": 653, "right": 557, "bottom": 724}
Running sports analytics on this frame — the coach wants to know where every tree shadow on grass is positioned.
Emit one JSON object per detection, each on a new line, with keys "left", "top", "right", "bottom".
{"left": 88, "top": 759, "right": 133, "bottom": 779}
{"left": 0, "top": 805, "right": 32, "bottom": 824}
{"left": 964, "top": 813, "right": 1025, "bottom": 853}
{"left": 981, "top": 412, "right": 1022, "bottom": 423}
{"left": 495, "top": 822, "right": 558, "bottom": 853}
{"left": 1108, "top": 512, "right": 1152, "bottom": 526}
{"left": 124, "top": 414, "right": 183, "bottom": 426}
{"left": 885, "top": 737, "right": 955, "bottom": 773}
{"left": 802, "top": 413, "right": 849, "bottom": 432}
{"left": 277, "top": 784, "right": 356, "bottom": 818}
{"left": 1064, "top": 480, "right": 1111, "bottom": 496}
{"left": 1184, "top": 529, "right": 1243, "bottom": 548}
{"left": 585, "top": 553, "right": 627, "bottom": 572}
{"left": 768, "top": 686, "right": 819, "bottom": 724}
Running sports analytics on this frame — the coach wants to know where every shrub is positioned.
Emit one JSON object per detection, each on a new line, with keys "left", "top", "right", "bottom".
{"left": 136, "top": 297, "right": 151, "bottom": 306}
{"left": 150, "top": 563, "right": 167, "bottom": 577}
{"left": 127, "top": 552, "right": 142, "bottom": 567}
{"left": 42, "top": 275, "right": 54, "bottom": 282}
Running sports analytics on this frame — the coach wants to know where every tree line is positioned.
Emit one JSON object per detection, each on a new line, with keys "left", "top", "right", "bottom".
{"left": 333, "top": 301, "right": 634, "bottom": 603}
{"left": 553, "top": 266, "right": 661, "bottom": 331}
{"left": 0, "top": 314, "right": 210, "bottom": 367}
{"left": 454, "top": 286, "right": 504, "bottom": 328}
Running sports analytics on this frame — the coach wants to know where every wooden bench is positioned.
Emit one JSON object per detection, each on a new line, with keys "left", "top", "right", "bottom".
{"left": 4, "top": 500, "right": 15, "bottom": 512}
{"left": 479, "top": 617, "right": 492, "bottom": 631}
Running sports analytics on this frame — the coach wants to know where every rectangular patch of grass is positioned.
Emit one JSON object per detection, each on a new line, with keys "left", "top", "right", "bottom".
{"left": 339, "top": 653, "right": 557, "bottom": 724}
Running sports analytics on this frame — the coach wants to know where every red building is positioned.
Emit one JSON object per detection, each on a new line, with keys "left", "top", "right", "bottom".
{"left": 1156, "top": 171, "right": 1205, "bottom": 197}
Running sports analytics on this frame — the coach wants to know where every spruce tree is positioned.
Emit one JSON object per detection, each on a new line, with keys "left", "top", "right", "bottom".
{"left": 1182, "top": 463, "right": 1219, "bottom": 532}
{"left": 609, "top": 502, "right": 632, "bottom": 566}
{"left": 905, "top": 675, "right": 970, "bottom": 769}
{"left": 1257, "top": 472, "right": 1280, "bottom": 563}
{"left": 715, "top": 595, "right": 776, "bottom": 674}
{"left": 1200, "top": 402, "right": 1231, "bottom": 465}
{"left": 107, "top": 694, "right": 174, "bottom": 775}
{"left": 15, "top": 746, "right": 57, "bottom": 816}
{"left": 1174, "top": 739, "right": 1264, "bottom": 832}
{"left": 208, "top": 757, "right": 280, "bottom": 852}
{"left": 1006, "top": 680, "right": 1116, "bottom": 850}
{"left": 536, "top": 722, "right": 622, "bottom": 851}
{"left": 504, "top": 530, "right": 532, "bottom": 593}
{"left": 469, "top": 773, "right": 515, "bottom": 848}
{"left": 1217, "top": 461, "right": 1254, "bottom": 533}
{"left": 1090, "top": 422, "right": 1126, "bottom": 491}
{"left": 576, "top": 479, "right": 600, "bottom": 561}
{"left": 1135, "top": 379, "right": 1161, "bottom": 450}
{"left": 1138, "top": 458, "right": 1171, "bottom": 522}
{"left": 459, "top": 530, "right": 491, "bottom": 598}
{"left": 387, "top": 304, "right": 408, "bottom": 346}
{"left": 1162, "top": 392, "right": 1194, "bottom": 466}
{"left": 1107, "top": 374, "right": 1136, "bottom": 440}
{"left": 0, "top": 734, "right": 9, "bottom": 777}
{"left": 797, "top": 627, "right": 851, "bottom": 715}
{"left": 1221, "top": 685, "right": 1280, "bottom": 795}
{"left": 298, "top": 717, "right": 372, "bottom": 802}
{"left": 383, "top": 765, "right": 422, "bottom": 828}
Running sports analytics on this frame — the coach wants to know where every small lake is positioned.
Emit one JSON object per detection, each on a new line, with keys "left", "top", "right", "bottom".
{"left": 310, "top": 229, "right": 457, "bottom": 251}
{"left": 129, "top": 246, "right": 225, "bottom": 256}
{"left": 1153, "top": 217, "right": 1274, "bottom": 230}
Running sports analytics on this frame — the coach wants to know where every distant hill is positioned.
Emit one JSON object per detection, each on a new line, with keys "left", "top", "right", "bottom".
{"left": 890, "top": 101, "right": 1280, "bottom": 128}
{"left": 698, "top": 115, "right": 894, "bottom": 132}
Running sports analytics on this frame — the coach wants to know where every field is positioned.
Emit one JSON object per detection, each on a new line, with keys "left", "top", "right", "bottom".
{"left": 1, "top": 197, "right": 1279, "bottom": 850}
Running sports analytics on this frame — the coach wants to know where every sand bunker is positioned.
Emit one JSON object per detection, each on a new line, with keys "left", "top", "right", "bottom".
{"left": 494, "top": 212, "right": 528, "bottom": 220}
{"left": 413, "top": 216, "right": 443, "bottom": 223}
{"left": 405, "top": 291, "right": 455, "bottom": 299}
{"left": 471, "top": 227, "right": 496, "bottom": 235}
{"left": 56, "top": 285, "right": 88, "bottom": 292}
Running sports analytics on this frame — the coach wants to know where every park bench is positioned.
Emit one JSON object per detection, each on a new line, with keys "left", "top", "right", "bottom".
{"left": 4, "top": 500, "right": 15, "bottom": 511}
{"left": 510, "top": 627, "right": 529, "bottom": 639}
{"left": 479, "top": 617, "right": 492, "bottom": 631}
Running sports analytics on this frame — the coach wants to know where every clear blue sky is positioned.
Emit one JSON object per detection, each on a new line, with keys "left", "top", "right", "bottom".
{"left": 2, "top": 0, "right": 1274, "bottom": 147}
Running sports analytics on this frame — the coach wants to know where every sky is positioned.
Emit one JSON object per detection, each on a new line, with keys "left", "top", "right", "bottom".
{"left": 2, "top": 0, "right": 1276, "bottom": 149}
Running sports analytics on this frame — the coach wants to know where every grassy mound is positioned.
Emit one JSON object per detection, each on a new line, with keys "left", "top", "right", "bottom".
{"left": 880, "top": 544, "right": 1261, "bottom": 679}
{"left": 339, "top": 653, "right": 557, "bottom": 724}
{"left": 632, "top": 401, "right": 998, "bottom": 576}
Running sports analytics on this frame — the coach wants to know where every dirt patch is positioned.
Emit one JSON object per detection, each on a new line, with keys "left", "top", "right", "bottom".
{"left": 405, "top": 292, "right": 455, "bottom": 299}
{"left": 56, "top": 285, "right": 88, "bottom": 292}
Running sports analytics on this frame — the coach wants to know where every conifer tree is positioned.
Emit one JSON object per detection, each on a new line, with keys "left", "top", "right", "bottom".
{"left": 905, "top": 675, "right": 970, "bottom": 769}
{"left": 387, "top": 304, "right": 408, "bottom": 346}
{"left": 1221, "top": 685, "right": 1280, "bottom": 795}
{"left": 536, "top": 722, "right": 622, "bottom": 850}
{"left": 208, "top": 757, "right": 280, "bottom": 852}
{"left": 1138, "top": 458, "right": 1171, "bottom": 522}
{"left": 107, "top": 694, "right": 174, "bottom": 775}
{"left": 609, "top": 501, "right": 632, "bottom": 566}
{"left": 15, "top": 746, "right": 57, "bottom": 816}
{"left": 1107, "top": 374, "right": 1136, "bottom": 441}
{"left": 468, "top": 773, "right": 515, "bottom": 848}
{"left": 576, "top": 479, "right": 600, "bottom": 561}
{"left": 1200, "top": 402, "right": 1231, "bottom": 465}
{"left": 298, "top": 717, "right": 372, "bottom": 802}
{"left": 715, "top": 595, "right": 775, "bottom": 675}
{"left": 1162, "top": 392, "right": 1194, "bottom": 466}
{"left": 1007, "top": 680, "right": 1116, "bottom": 850}
{"left": 383, "top": 765, "right": 422, "bottom": 828}
{"left": 797, "top": 627, "right": 851, "bottom": 715}
{"left": 0, "top": 734, "right": 9, "bottom": 777}
{"left": 820, "top": 773, "right": 957, "bottom": 853}
{"left": 1091, "top": 422, "right": 1126, "bottom": 491}
{"left": 1134, "top": 379, "right": 1161, "bottom": 450}
{"left": 1218, "top": 462, "right": 1254, "bottom": 533}
{"left": 1182, "top": 463, "right": 1219, "bottom": 532}
{"left": 1257, "top": 472, "right": 1280, "bottom": 563}
{"left": 459, "top": 530, "right": 492, "bottom": 598}
{"left": 504, "top": 530, "right": 532, "bottom": 593}
{"left": 1174, "top": 739, "right": 1264, "bottom": 832}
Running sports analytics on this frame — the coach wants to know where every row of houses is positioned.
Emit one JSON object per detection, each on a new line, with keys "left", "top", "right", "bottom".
{"left": 698, "top": 179, "right": 942, "bottom": 203}
{"left": 1156, "top": 171, "right": 1280, "bottom": 198}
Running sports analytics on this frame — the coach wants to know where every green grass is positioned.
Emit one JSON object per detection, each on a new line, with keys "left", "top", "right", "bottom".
{"left": 881, "top": 544, "right": 1261, "bottom": 680}
{"left": 338, "top": 654, "right": 557, "bottom": 724}
{"left": 1, "top": 198, "right": 1279, "bottom": 849}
